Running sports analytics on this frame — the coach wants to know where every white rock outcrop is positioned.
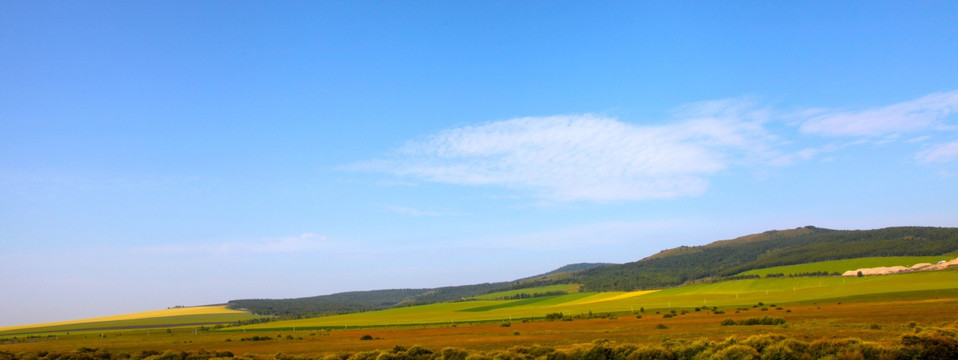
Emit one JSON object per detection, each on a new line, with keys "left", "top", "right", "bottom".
{"left": 842, "top": 257, "right": 958, "bottom": 277}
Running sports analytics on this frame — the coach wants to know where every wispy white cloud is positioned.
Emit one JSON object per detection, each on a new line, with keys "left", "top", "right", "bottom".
{"left": 917, "top": 141, "right": 958, "bottom": 164}
{"left": 136, "top": 233, "right": 335, "bottom": 255}
{"left": 794, "top": 143, "right": 843, "bottom": 161}
{"left": 799, "top": 91, "right": 958, "bottom": 136}
{"left": 355, "top": 102, "right": 781, "bottom": 202}
{"left": 352, "top": 91, "right": 958, "bottom": 202}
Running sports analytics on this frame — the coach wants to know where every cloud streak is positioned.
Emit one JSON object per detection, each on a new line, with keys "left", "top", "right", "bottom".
{"left": 917, "top": 141, "right": 958, "bottom": 164}
{"left": 799, "top": 91, "right": 958, "bottom": 136}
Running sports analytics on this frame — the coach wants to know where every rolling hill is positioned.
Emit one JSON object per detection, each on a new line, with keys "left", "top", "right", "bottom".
{"left": 5, "top": 226, "right": 958, "bottom": 335}
{"left": 575, "top": 226, "right": 958, "bottom": 291}
{"left": 226, "top": 263, "right": 610, "bottom": 317}
{"left": 228, "top": 226, "right": 958, "bottom": 317}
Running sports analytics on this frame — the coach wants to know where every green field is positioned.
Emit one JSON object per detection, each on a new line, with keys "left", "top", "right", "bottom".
{"left": 231, "top": 270, "right": 958, "bottom": 331}
{"left": 736, "top": 253, "right": 958, "bottom": 276}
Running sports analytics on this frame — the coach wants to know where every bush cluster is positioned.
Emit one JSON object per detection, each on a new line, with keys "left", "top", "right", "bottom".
{"left": 4, "top": 326, "right": 958, "bottom": 360}
{"left": 719, "top": 316, "right": 787, "bottom": 326}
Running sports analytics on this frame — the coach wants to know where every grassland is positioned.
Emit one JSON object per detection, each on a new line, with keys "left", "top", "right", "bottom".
{"left": 4, "top": 271, "right": 958, "bottom": 357}
{"left": 0, "top": 306, "right": 255, "bottom": 336}
{"left": 228, "top": 270, "right": 958, "bottom": 331}
{"left": 3, "top": 295, "right": 957, "bottom": 357}
{"left": 736, "top": 253, "right": 958, "bottom": 276}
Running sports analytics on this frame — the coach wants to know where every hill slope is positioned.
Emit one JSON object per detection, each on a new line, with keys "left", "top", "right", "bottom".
{"left": 227, "top": 264, "right": 607, "bottom": 317}
{"left": 576, "top": 226, "right": 958, "bottom": 291}
{"left": 228, "top": 226, "right": 958, "bottom": 316}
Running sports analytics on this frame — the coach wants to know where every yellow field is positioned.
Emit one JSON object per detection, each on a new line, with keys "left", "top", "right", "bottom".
{"left": 561, "top": 290, "right": 658, "bottom": 305}
{"left": 0, "top": 305, "right": 244, "bottom": 332}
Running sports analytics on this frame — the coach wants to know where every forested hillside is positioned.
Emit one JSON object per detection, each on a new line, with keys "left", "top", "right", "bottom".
{"left": 227, "top": 265, "right": 606, "bottom": 317}
{"left": 576, "top": 226, "right": 958, "bottom": 291}
{"left": 227, "top": 283, "right": 507, "bottom": 317}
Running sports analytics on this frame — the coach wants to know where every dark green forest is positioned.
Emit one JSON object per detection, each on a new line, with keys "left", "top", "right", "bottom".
{"left": 576, "top": 226, "right": 958, "bottom": 291}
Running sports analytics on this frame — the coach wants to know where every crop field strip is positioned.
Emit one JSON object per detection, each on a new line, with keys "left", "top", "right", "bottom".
{"left": 0, "top": 306, "right": 255, "bottom": 336}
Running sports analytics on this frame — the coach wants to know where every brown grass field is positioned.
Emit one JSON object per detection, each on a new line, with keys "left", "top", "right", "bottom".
{"left": 3, "top": 296, "right": 957, "bottom": 357}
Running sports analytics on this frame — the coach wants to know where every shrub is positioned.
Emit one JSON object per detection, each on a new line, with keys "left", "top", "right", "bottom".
{"left": 347, "top": 352, "right": 379, "bottom": 360}
{"left": 528, "top": 344, "right": 556, "bottom": 358}
{"left": 900, "top": 333, "right": 958, "bottom": 359}
{"left": 580, "top": 342, "right": 613, "bottom": 360}
{"left": 544, "top": 352, "right": 567, "bottom": 360}
{"left": 722, "top": 317, "right": 786, "bottom": 326}
{"left": 152, "top": 351, "right": 187, "bottom": 360}
{"left": 438, "top": 348, "right": 468, "bottom": 360}
{"left": 626, "top": 346, "right": 675, "bottom": 360}
{"left": 405, "top": 346, "right": 432, "bottom": 357}
{"left": 742, "top": 334, "right": 785, "bottom": 353}
{"left": 760, "top": 339, "right": 808, "bottom": 360}
{"left": 712, "top": 344, "right": 759, "bottom": 360}
{"left": 240, "top": 336, "right": 273, "bottom": 342}
{"left": 358, "top": 335, "right": 374, "bottom": 341}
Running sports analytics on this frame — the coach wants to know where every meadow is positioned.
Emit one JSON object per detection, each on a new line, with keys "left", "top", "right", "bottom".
{"left": 3, "top": 270, "right": 958, "bottom": 358}
{"left": 2, "top": 294, "right": 957, "bottom": 358}
{"left": 228, "top": 270, "right": 958, "bottom": 331}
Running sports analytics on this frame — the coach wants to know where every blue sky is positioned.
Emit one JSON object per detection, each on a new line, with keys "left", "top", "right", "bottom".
{"left": 2, "top": 1, "right": 958, "bottom": 326}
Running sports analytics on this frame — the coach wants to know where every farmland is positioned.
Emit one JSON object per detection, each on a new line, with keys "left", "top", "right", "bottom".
{"left": 228, "top": 270, "right": 958, "bottom": 331}
{"left": 3, "top": 255, "right": 958, "bottom": 358}
{"left": 2, "top": 290, "right": 957, "bottom": 357}
{"left": 0, "top": 306, "right": 255, "bottom": 337}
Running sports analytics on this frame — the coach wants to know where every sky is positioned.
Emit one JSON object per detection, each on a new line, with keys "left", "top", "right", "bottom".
{"left": 2, "top": 1, "right": 958, "bottom": 327}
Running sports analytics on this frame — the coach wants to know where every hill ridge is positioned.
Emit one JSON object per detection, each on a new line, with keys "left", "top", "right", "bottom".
{"left": 576, "top": 226, "right": 958, "bottom": 291}
{"left": 227, "top": 226, "right": 958, "bottom": 317}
